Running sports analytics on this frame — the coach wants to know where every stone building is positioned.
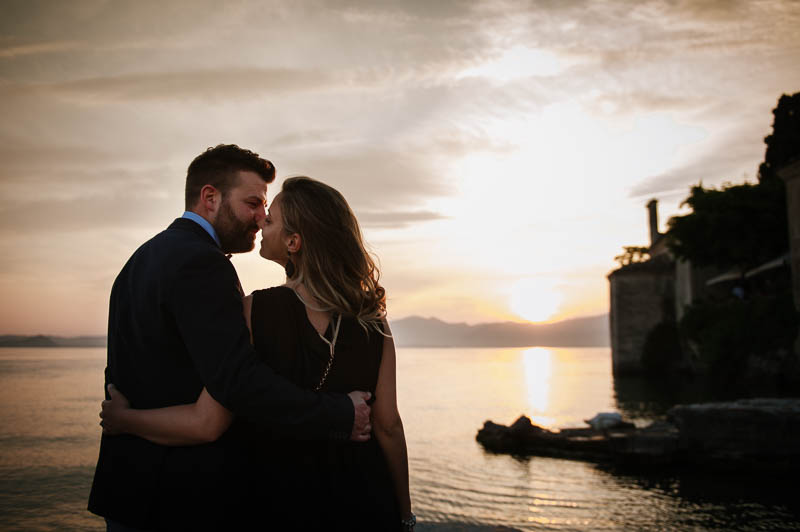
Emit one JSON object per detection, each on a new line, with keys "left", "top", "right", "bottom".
{"left": 611, "top": 160, "right": 799, "bottom": 376}
{"left": 608, "top": 255, "right": 674, "bottom": 374}
{"left": 779, "top": 159, "right": 800, "bottom": 355}
{"left": 608, "top": 200, "right": 715, "bottom": 374}
{"left": 608, "top": 201, "right": 675, "bottom": 374}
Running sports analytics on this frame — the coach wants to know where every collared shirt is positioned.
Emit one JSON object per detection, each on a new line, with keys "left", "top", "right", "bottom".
{"left": 182, "top": 211, "right": 221, "bottom": 247}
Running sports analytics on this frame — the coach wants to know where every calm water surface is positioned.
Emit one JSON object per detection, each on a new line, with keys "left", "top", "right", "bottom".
{"left": 0, "top": 346, "right": 798, "bottom": 531}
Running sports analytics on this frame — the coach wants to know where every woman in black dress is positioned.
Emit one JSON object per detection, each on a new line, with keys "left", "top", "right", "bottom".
{"left": 100, "top": 177, "right": 414, "bottom": 531}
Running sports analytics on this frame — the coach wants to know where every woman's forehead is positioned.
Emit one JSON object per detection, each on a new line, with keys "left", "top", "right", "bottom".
{"left": 268, "top": 193, "right": 282, "bottom": 213}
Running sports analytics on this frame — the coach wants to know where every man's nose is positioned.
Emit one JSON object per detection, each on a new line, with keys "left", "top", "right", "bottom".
{"left": 254, "top": 204, "right": 266, "bottom": 222}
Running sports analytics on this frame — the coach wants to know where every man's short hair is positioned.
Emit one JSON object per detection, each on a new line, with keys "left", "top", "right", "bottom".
{"left": 185, "top": 144, "right": 275, "bottom": 209}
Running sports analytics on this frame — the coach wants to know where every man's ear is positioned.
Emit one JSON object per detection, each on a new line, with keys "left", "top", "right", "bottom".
{"left": 199, "top": 185, "right": 221, "bottom": 216}
{"left": 286, "top": 233, "right": 302, "bottom": 254}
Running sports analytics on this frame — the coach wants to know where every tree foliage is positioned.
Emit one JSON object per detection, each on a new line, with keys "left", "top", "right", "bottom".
{"left": 680, "top": 292, "right": 797, "bottom": 377}
{"left": 614, "top": 246, "right": 650, "bottom": 267}
{"left": 666, "top": 92, "right": 798, "bottom": 272}
{"left": 759, "top": 92, "right": 800, "bottom": 184}
{"left": 666, "top": 182, "right": 787, "bottom": 271}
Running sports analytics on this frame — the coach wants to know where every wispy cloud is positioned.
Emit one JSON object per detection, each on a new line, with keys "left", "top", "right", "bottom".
{"left": 629, "top": 132, "right": 765, "bottom": 198}
{"left": 357, "top": 209, "right": 446, "bottom": 228}
{"left": 0, "top": 40, "right": 85, "bottom": 58}
{"left": 31, "top": 68, "right": 340, "bottom": 103}
{"left": 279, "top": 145, "right": 455, "bottom": 211}
{"left": 0, "top": 184, "right": 175, "bottom": 235}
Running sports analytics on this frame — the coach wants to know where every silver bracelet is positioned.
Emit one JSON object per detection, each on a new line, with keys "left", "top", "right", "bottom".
{"left": 401, "top": 512, "right": 416, "bottom": 531}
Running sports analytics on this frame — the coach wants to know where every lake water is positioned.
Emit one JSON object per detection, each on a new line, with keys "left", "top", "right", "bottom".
{"left": 0, "top": 346, "right": 798, "bottom": 531}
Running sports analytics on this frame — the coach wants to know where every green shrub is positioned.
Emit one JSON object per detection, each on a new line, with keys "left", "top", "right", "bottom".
{"left": 679, "top": 292, "right": 798, "bottom": 376}
{"left": 642, "top": 320, "right": 682, "bottom": 373}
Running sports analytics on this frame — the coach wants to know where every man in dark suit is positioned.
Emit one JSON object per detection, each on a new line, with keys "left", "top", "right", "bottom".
{"left": 88, "top": 145, "right": 372, "bottom": 531}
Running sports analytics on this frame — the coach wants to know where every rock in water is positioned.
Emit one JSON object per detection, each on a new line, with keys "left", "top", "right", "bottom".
{"left": 668, "top": 398, "right": 800, "bottom": 470}
{"left": 584, "top": 412, "right": 624, "bottom": 430}
{"left": 477, "top": 399, "right": 800, "bottom": 472}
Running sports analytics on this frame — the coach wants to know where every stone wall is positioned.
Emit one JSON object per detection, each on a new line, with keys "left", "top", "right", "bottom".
{"left": 778, "top": 159, "right": 800, "bottom": 355}
{"left": 608, "top": 258, "right": 675, "bottom": 374}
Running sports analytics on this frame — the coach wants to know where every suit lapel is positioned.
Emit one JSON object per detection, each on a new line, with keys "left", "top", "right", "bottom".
{"left": 228, "top": 254, "right": 245, "bottom": 298}
{"left": 169, "top": 217, "right": 245, "bottom": 297}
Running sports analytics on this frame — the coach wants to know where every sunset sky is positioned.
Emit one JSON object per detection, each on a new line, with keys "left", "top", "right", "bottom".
{"left": 1, "top": 0, "right": 799, "bottom": 335}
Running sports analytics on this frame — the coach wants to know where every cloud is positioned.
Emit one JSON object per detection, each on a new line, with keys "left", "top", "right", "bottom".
{"left": 665, "top": 0, "right": 780, "bottom": 23}
{"left": 629, "top": 133, "right": 764, "bottom": 198}
{"left": 427, "top": 130, "right": 517, "bottom": 157}
{"left": 585, "top": 90, "right": 702, "bottom": 116}
{"left": 0, "top": 137, "right": 452, "bottom": 236}
{"left": 1, "top": 61, "right": 533, "bottom": 108}
{"left": 0, "top": 191, "right": 174, "bottom": 235}
{"left": 30, "top": 68, "right": 339, "bottom": 104}
{"left": 0, "top": 137, "right": 184, "bottom": 209}
{"left": 273, "top": 144, "right": 458, "bottom": 231}
{"left": 0, "top": 139, "right": 181, "bottom": 234}
{"left": 356, "top": 209, "right": 446, "bottom": 228}
{"left": 0, "top": 141, "right": 132, "bottom": 177}
{"left": 0, "top": 0, "right": 496, "bottom": 85}
{"left": 269, "top": 129, "right": 348, "bottom": 149}
{"left": 278, "top": 145, "right": 454, "bottom": 210}
{"left": 0, "top": 40, "right": 86, "bottom": 58}
{"left": 0, "top": 1, "right": 225, "bottom": 48}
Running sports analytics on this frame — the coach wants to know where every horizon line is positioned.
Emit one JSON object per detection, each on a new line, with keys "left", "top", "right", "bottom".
{"left": 0, "top": 312, "right": 610, "bottom": 338}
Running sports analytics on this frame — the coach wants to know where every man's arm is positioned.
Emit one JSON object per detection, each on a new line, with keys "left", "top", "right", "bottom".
{"left": 169, "top": 248, "right": 367, "bottom": 440}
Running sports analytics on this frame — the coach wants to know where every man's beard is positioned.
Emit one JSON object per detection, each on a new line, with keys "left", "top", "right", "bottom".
{"left": 215, "top": 199, "right": 259, "bottom": 254}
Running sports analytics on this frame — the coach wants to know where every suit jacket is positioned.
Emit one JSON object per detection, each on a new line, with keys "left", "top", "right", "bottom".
{"left": 88, "top": 217, "right": 353, "bottom": 530}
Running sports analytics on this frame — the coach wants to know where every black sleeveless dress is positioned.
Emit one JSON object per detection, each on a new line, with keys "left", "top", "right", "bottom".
{"left": 241, "top": 286, "right": 401, "bottom": 530}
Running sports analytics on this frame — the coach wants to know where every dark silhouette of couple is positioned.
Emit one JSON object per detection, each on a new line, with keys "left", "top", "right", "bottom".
{"left": 89, "top": 145, "right": 415, "bottom": 531}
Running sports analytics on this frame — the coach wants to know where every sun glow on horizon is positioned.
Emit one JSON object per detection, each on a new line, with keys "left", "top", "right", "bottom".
{"left": 510, "top": 278, "right": 564, "bottom": 323}
{"left": 411, "top": 99, "right": 712, "bottom": 326}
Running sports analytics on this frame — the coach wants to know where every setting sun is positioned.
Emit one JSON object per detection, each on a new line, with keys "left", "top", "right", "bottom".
{"left": 510, "top": 278, "right": 564, "bottom": 323}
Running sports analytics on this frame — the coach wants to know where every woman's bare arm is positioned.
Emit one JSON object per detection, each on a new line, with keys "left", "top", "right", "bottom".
{"left": 100, "top": 384, "right": 233, "bottom": 445}
{"left": 99, "top": 295, "right": 256, "bottom": 445}
{"left": 371, "top": 319, "right": 413, "bottom": 521}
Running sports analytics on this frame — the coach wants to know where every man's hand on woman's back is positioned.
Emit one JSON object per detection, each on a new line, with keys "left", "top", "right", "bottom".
{"left": 348, "top": 391, "right": 372, "bottom": 442}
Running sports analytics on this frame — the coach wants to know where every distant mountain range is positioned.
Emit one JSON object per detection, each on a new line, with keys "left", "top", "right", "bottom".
{"left": 0, "top": 335, "right": 107, "bottom": 348}
{"left": 389, "top": 314, "right": 609, "bottom": 348}
{"left": 0, "top": 314, "right": 609, "bottom": 349}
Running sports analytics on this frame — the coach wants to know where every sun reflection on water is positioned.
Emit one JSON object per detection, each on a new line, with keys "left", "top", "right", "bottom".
{"left": 521, "top": 347, "right": 554, "bottom": 426}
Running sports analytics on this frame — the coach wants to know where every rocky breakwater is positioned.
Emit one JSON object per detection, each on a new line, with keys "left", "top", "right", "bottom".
{"left": 670, "top": 398, "right": 800, "bottom": 471}
{"left": 476, "top": 398, "right": 800, "bottom": 472}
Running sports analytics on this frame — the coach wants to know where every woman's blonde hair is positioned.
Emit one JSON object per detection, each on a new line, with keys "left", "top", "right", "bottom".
{"left": 279, "top": 176, "right": 386, "bottom": 332}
